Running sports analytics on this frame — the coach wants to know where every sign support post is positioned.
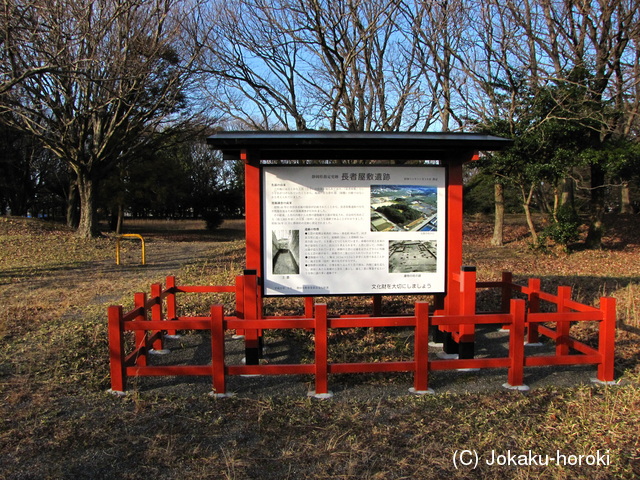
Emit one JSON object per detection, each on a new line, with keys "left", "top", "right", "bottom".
{"left": 242, "top": 150, "right": 264, "bottom": 364}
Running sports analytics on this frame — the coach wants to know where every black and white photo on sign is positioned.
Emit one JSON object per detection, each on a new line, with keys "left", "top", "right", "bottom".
{"left": 271, "top": 230, "right": 300, "bottom": 275}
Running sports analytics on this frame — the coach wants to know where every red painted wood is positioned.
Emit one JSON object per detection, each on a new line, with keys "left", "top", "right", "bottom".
{"left": 527, "top": 278, "right": 541, "bottom": 343}
{"left": 430, "top": 358, "right": 511, "bottom": 370}
{"left": 328, "top": 317, "right": 416, "bottom": 328}
{"left": 244, "top": 152, "right": 262, "bottom": 275}
{"left": 108, "top": 305, "right": 126, "bottom": 392}
{"left": 525, "top": 355, "right": 601, "bottom": 367}
{"left": 127, "top": 366, "right": 212, "bottom": 376}
{"left": 413, "top": 302, "right": 430, "bottom": 392}
{"left": 165, "top": 276, "right": 178, "bottom": 335}
{"left": 226, "top": 318, "right": 314, "bottom": 330}
{"left": 556, "top": 286, "right": 572, "bottom": 356}
{"left": 314, "top": 304, "right": 329, "bottom": 395}
{"left": 133, "top": 292, "right": 147, "bottom": 366}
{"left": 459, "top": 268, "right": 476, "bottom": 343}
{"left": 598, "top": 296, "right": 616, "bottom": 382}
{"left": 431, "top": 313, "right": 512, "bottom": 325}
{"left": 150, "top": 283, "right": 163, "bottom": 351}
{"left": 242, "top": 273, "right": 261, "bottom": 361}
{"left": 329, "top": 362, "right": 415, "bottom": 374}
{"left": 528, "top": 311, "right": 603, "bottom": 323}
{"left": 108, "top": 271, "right": 617, "bottom": 393}
{"left": 234, "top": 275, "right": 245, "bottom": 336}
{"left": 211, "top": 305, "right": 226, "bottom": 395}
{"left": 228, "top": 364, "right": 315, "bottom": 375}
{"left": 507, "top": 299, "right": 526, "bottom": 387}
{"left": 304, "top": 297, "right": 314, "bottom": 318}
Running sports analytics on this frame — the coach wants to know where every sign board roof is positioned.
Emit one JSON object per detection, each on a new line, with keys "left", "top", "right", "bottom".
{"left": 207, "top": 131, "right": 512, "bottom": 161}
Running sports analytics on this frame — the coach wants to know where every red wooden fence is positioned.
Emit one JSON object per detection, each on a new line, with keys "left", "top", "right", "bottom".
{"left": 108, "top": 270, "right": 616, "bottom": 397}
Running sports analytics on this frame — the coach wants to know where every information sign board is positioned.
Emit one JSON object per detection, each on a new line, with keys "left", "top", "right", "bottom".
{"left": 263, "top": 165, "right": 446, "bottom": 296}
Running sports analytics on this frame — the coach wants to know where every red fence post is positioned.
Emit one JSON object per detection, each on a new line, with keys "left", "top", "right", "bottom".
{"left": 556, "top": 286, "right": 571, "bottom": 356}
{"left": 412, "top": 302, "right": 432, "bottom": 394}
{"left": 108, "top": 305, "right": 126, "bottom": 393}
{"left": 597, "top": 297, "right": 617, "bottom": 383}
{"left": 165, "top": 276, "right": 178, "bottom": 336}
{"left": 304, "top": 297, "right": 314, "bottom": 318}
{"left": 441, "top": 272, "right": 460, "bottom": 355}
{"left": 134, "top": 292, "right": 147, "bottom": 366}
{"left": 506, "top": 299, "right": 528, "bottom": 390}
{"left": 304, "top": 297, "right": 314, "bottom": 332}
{"left": 234, "top": 275, "right": 245, "bottom": 337}
{"left": 312, "top": 303, "right": 332, "bottom": 398}
{"left": 150, "top": 283, "right": 163, "bottom": 351}
{"left": 459, "top": 266, "right": 476, "bottom": 359}
{"left": 210, "top": 304, "right": 228, "bottom": 396}
{"left": 527, "top": 278, "right": 541, "bottom": 344}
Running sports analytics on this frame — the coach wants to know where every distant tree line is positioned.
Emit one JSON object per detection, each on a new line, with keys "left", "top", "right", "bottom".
{"left": 0, "top": 120, "right": 244, "bottom": 232}
{"left": 1, "top": 0, "right": 638, "bottom": 248}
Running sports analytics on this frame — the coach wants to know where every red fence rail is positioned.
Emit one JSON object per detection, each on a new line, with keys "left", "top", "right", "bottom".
{"left": 108, "top": 271, "right": 617, "bottom": 397}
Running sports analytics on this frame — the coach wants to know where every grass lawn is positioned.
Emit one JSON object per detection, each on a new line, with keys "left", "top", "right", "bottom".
{"left": 1, "top": 215, "right": 639, "bottom": 479}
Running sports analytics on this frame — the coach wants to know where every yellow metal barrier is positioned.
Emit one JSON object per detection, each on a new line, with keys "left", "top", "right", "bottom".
{"left": 116, "top": 234, "right": 146, "bottom": 266}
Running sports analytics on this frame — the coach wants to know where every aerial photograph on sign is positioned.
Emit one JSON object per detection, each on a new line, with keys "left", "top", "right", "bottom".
{"left": 388, "top": 240, "right": 438, "bottom": 273}
{"left": 370, "top": 185, "right": 438, "bottom": 232}
{"left": 271, "top": 230, "right": 300, "bottom": 275}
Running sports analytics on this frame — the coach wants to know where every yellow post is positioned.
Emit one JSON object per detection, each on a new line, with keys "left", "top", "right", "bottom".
{"left": 116, "top": 234, "right": 146, "bottom": 265}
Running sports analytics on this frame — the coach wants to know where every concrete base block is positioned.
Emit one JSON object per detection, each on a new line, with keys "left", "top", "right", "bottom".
{"left": 408, "top": 387, "right": 435, "bottom": 395}
{"left": 502, "top": 382, "right": 530, "bottom": 392}
{"left": 209, "top": 391, "right": 235, "bottom": 399}
{"left": 149, "top": 349, "right": 171, "bottom": 355}
{"left": 107, "top": 389, "right": 126, "bottom": 397}
{"left": 307, "top": 391, "right": 334, "bottom": 399}
{"left": 436, "top": 351, "right": 459, "bottom": 360}
{"left": 590, "top": 378, "right": 619, "bottom": 386}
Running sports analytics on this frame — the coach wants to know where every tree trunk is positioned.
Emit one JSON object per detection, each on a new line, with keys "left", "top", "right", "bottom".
{"left": 560, "top": 176, "right": 575, "bottom": 210}
{"left": 491, "top": 182, "right": 504, "bottom": 247}
{"left": 522, "top": 184, "right": 538, "bottom": 245}
{"left": 534, "top": 185, "right": 551, "bottom": 214}
{"left": 620, "top": 181, "right": 632, "bottom": 214}
{"left": 66, "top": 179, "right": 80, "bottom": 228}
{"left": 585, "top": 164, "right": 605, "bottom": 249}
{"left": 76, "top": 174, "right": 98, "bottom": 238}
{"left": 116, "top": 203, "right": 124, "bottom": 235}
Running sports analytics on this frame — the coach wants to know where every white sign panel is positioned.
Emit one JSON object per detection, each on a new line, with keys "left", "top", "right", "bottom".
{"left": 263, "top": 166, "right": 446, "bottom": 296}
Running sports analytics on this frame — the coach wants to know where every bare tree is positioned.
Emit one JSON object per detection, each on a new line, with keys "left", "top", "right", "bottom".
{"left": 291, "top": 0, "right": 427, "bottom": 131}
{"left": 0, "top": 0, "right": 202, "bottom": 237}
{"left": 464, "top": 1, "right": 530, "bottom": 245}
{"left": 196, "top": 0, "right": 428, "bottom": 132}
{"left": 192, "top": 0, "right": 310, "bottom": 130}
{"left": 402, "top": 0, "right": 471, "bottom": 132}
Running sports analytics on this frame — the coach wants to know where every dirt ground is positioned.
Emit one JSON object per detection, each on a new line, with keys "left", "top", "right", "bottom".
{"left": 2, "top": 216, "right": 639, "bottom": 480}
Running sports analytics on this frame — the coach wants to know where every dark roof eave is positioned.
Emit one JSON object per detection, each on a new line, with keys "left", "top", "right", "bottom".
{"left": 206, "top": 131, "right": 513, "bottom": 161}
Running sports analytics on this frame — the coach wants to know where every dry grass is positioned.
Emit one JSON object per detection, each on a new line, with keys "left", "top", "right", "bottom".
{"left": 0, "top": 215, "right": 639, "bottom": 479}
